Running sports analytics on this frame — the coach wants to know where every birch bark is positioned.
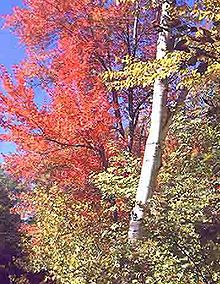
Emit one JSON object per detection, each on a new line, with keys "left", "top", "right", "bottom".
{"left": 128, "top": 0, "right": 173, "bottom": 241}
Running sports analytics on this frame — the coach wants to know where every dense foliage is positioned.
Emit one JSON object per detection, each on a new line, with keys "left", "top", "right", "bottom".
{"left": 0, "top": 0, "right": 156, "bottom": 184}
{"left": 16, "top": 106, "right": 219, "bottom": 284}
{"left": 0, "top": 0, "right": 219, "bottom": 283}
{"left": 0, "top": 169, "right": 24, "bottom": 283}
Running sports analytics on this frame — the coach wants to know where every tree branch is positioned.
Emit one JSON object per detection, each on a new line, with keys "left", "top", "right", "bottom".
{"left": 45, "top": 137, "right": 94, "bottom": 150}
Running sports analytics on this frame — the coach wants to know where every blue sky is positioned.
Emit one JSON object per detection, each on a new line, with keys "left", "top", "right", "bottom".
{"left": 0, "top": 0, "right": 50, "bottom": 160}
{"left": 0, "top": 0, "right": 25, "bottom": 159}
{"left": 0, "top": 0, "right": 25, "bottom": 69}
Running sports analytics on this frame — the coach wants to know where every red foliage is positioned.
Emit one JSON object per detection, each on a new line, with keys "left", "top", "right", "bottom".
{"left": 0, "top": 0, "right": 156, "bottom": 184}
{"left": 0, "top": 65, "right": 112, "bottom": 184}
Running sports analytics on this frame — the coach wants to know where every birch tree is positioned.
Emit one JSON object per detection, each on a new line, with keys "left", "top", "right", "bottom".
{"left": 108, "top": 0, "right": 220, "bottom": 241}
{"left": 128, "top": 0, "right": 174, "bottom": 241}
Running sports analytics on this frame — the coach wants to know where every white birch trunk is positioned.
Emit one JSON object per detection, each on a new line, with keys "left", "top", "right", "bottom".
{"left": 128, "top": 0, "right": 173, "bottom": 241}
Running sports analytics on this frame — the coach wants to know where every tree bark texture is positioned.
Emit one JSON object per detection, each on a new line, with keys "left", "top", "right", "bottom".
{"left": 128, "top": 0, "right": 173, "bottom": 241}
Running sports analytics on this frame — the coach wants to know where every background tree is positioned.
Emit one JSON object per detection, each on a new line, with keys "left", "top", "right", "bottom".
{"left": 0, "top": 168, "right": 21, "bottom": 283}
{"left": 0, "top": 0, "right": 157, "bottom": 186}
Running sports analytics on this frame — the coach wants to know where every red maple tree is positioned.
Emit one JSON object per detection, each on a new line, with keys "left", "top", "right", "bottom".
{"left": 0, "top": 0, "right": 156, "bottom": 184}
